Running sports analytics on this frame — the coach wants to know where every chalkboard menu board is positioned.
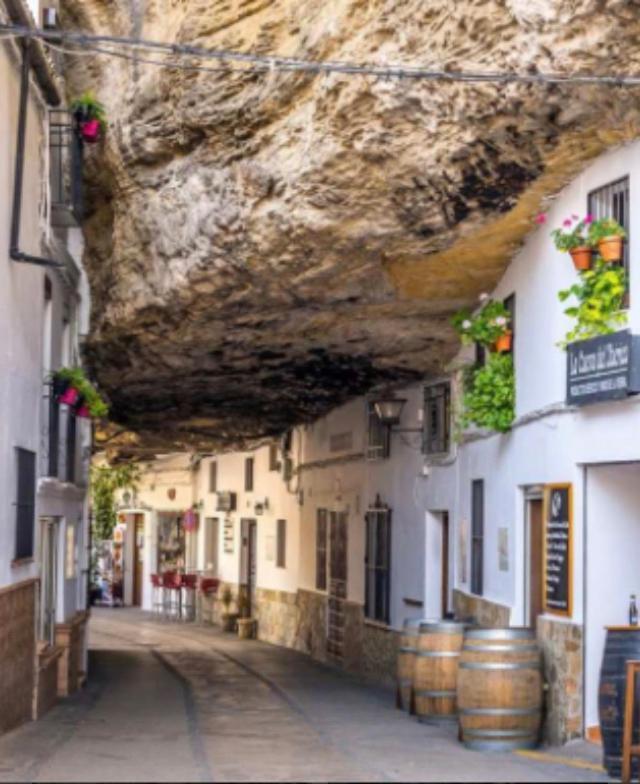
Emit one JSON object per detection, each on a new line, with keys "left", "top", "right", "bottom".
{"left": 543, "top": 484, "right": 573, "bottom": 616}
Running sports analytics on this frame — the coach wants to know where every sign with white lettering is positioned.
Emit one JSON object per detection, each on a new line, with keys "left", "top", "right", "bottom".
{"left": 223, "top": 516, "right": 235, "bottom": 554}
{"left": 567, "top": 331, "right": 640, "bottom": 406}
{"left": 543, "top": 484, "right": 572, "bottom": 617}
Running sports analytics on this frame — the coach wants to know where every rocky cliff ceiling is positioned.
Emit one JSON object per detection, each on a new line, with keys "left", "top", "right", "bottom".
{"left": 60, "top": 0, "right": 640, "bottom": 455}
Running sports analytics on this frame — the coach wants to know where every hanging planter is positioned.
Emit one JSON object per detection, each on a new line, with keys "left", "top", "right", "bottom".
{"left": 70, "top": 92, "right": 107, "bottom": 145}
{"left": 59, "top": 385, "right": 80, "bottom": 406}
{"left": 588, "top": 218, "right": 626, "bottom": 264}
{"left": 452, "top": 296, "right": 511, "bottom": 348}
{"left": 50, "top": 367, "right": 109, "bottom": 419}
{"left": 569, "top": 246, "right": 593, "bottom": 272}
{"left": 75, "top": 401, "right": 91, "bottom": 419}
{"left": 52, "top": 374, "right": 70, "bottom": 399}
{"left": 494, "top": 330, "right": 513, "bottom": 354}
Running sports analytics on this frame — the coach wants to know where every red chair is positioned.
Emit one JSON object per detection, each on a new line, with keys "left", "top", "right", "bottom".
{"left": 180, "top": 574, "right": 198, "bottom": 622}
{"left": 161, "top": 571, "right": 181, "bottom": 620}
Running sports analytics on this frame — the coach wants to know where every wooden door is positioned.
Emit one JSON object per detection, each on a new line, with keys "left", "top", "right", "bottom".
{"left": 133, "top": 515, "right": 145, "bottom": 607}
{"left": 240, "top": 519, "right": 257, "bottom": 615}
{"left": 327, "top": 511, "right": 348, "bottom": 661}
{"left": 441, "top": 512, "right": 450, "bottom": 618}
{"left": 528, "top": 499, "right": 544, "bottom": 627}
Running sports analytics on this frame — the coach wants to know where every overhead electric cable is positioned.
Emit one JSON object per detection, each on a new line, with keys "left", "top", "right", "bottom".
{"left": 1, "top": 22, "right": 640, "bottom": 85}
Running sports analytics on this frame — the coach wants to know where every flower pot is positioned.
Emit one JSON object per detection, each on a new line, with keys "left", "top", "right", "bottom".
{"left": 598, "top": 236, "right": 624, "bottom": 263}
{"left": 76, "top": 404, "right": 91, "bottom": 419}
{"left": 494, "top": 332, "right": 512, "bottom": 354}
{"left": 59, "top": 386, "right": 80, "bottom": 406}
{"left": 569, "top": 246, "right": 593, "bottom": 271}
{"left": 80, "top": 119, "right": 101, "bottom": 143}
{"left": 237, "top": 618, "right": 256, "bottom": 640}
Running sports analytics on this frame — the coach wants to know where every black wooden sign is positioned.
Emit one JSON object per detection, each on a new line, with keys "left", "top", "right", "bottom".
{"left": 543, "top": 484, "right": 573, "bottom": 617}
{"left": 567, "top": 330, "right": 640, "bottom": 406}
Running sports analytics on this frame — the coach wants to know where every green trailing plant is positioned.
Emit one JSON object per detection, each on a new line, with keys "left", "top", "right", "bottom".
{"left": 70, "top": 91, "right": 107, "bottom": 132}
{"left": 452, "top": 297, "right": 511, "bottom": 346}
{"left": 588, "top": 217, "right": 627, "bottom": 245}
{"left": 461, "top": 353, "right": 515, "bottom": 434}
{"left": 91, "top": 462, "right": 141, "bottom": 541}
{"left": 558, "top": 260, "right": 627, "bottom": 345}
{"left": 53, "top": 366, "right": 109, "bottom": 418}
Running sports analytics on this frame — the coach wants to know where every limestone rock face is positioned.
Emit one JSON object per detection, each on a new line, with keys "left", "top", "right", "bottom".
{"left": 61, "top": 0, "right": 640, "bottom": 453}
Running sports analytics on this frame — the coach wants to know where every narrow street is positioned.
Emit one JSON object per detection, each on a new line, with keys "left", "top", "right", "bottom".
{"left": 0, "top": 610, "right": 606, "bottom": 783}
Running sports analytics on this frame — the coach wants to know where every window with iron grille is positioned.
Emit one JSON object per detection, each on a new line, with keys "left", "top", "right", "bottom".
{"left": 49, "top": 110, "right": 84, "bottom": 227}
{"left": 209, "top": 461, "right": 218, "bottom": 493}
{"left": 471, "top": 480, "right": 484, "bottom": 596}
{"left": 423, "top": 382, "right": 451, "bottom": 456}
{"left": 588, "top": 176, "right": 630, "bottom": 301}
{"left": 276, "top": 519, "right": 287, "bottom": 568}
{"left": 365, "top": 506, "right": 392, "bottom": 624}
{"left": 316, "top": 509, "right": 328, "bottom": 591}
{"left": 283, "top": 457, "right": 293, "bottom": 482}
{"left": 15, "top": 448, "right": 36, "bottom": 561}
{"left": 66, "top": 412, "right": 77, "bottom": 484}
{"left": 366, "top": 402, "right": 391, "bottom": 461}
{"left": 244, "top": 457, "right": 254, "bottom": 492}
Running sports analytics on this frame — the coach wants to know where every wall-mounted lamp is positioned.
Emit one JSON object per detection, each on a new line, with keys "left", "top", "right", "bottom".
{"left": 373, "top": 396, "right": 422, "bottom": 434}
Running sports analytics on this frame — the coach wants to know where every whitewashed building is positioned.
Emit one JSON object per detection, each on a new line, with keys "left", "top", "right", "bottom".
{"left": 0, "top": 0, "right": 91, "bottom": 734}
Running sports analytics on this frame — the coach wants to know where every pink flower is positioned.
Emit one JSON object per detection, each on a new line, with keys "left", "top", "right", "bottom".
{"left": 535, "top": 213, "right": 547, "bottom": 225}
{"left": 585, "top": 214, "right": 594, "bottom": 224}
{"left": 563, "top": 219, "right": 572, "bottom": 227}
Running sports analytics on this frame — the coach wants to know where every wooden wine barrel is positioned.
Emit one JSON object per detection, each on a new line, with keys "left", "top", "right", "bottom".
{"left": 414, "top": 620, "right": 466, "bottom": 724}
{"left": 458, "top": 628, "right": 542, "bottom": 751}
{"left": 599, "top": 627, "right": 640, "bottom": 779}
{"left": 397, "top": 619, "right": 421, "bottom": 712}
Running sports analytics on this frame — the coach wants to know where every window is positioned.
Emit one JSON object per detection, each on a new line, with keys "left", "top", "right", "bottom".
{"left": 66, "top": 411, "right": 76, "bottom": 484}
{"left": 269, "top": 444, "right": 279, "bottom": 471}
{"left": 283, "top": 457, "right": 293, "bottom": 483}
{"left": 15, "top": 448, "right": 36, "bottom": 561}
{"left": 366, "top": 402, "right": 391, "bottom": 461}
{"left": 504, "top": 293, "right": 516, "bottom": 358}
{"left": 365, "top": 505, "right": 392, "bottom": 624}
{"left": 244, "top": 457, "right": 254, "bottom": 492}
{"left": 204, "top": 518, "right": 219, "bottom": 574}
{"left": 47, "top": 395, "right": 60, "bottom": 478}
{"left": 471, "top": 480, "right": 484, "bottom": 596}
{"left": 423, "top": 382, "right": 451, "bottom": 456}
{"left": 276, "top": 519, "right": 287, "bottom": 568}
{"left": 588, "top": 176, "right": 630, "bottom": 300}
{"left": 316, "top": 509, "right": 328, "bottom": 591}
{"left": 209, "top": 461, "right": 218, "bottom": 493}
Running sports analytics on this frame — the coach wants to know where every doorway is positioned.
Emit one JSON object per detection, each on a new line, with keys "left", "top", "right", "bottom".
{"left": 425, "top": 511, "right": 451, "bottom": 619}
{"left": 524, "top": 490, "right": 544, "bottom": 628}
{"left": 327, "top": 511, "right": 348, "bottom": 661}
{"left": 240, "top": 519, "right": 257, "bottom": 615}
{"left": 40, "top": 517, "right": 59, "bottom": 645}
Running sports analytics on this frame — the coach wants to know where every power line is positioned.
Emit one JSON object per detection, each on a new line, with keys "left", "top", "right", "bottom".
{"left": 2, "top": 22, "right": 640, "bottom": 86}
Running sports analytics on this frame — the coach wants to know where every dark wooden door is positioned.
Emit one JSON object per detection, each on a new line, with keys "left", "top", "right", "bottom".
{"left": 241, "top": 519, "right": 257, "bottom": 615}
{"left": 327, "top": 511, "right": 348, "bottom": 661}
{"left": 133, "top": 514, "right": 145, "bottom": 607}
{"left": 441, "top": 512, "right": 450, "bottom": 618}
{"left": 529, "top": 499, "right": 544, "bottom": 627}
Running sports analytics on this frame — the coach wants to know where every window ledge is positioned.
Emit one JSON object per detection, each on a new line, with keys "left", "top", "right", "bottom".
{"left": 11, "top": 557, "right": 34, "bottom": 568}
{"left": 363, "top": 618, "right": 394, "bottom": 632}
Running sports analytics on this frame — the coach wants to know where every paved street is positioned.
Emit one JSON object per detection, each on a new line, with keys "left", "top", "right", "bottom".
{"left": 0, "top": 609, "right": 607, "bottom": 783}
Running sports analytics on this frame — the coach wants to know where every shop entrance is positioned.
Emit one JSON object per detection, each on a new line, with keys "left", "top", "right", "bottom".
{"left": 327, "top": 511, "right": 348, "bottom": 661}
{"left": 425, "top": 510, "right": 451, "bottom": 619}
{"left": 524, "top": 489, "right": 544, "bottom": 628}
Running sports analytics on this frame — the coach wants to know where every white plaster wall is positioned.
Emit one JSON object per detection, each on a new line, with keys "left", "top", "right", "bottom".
{"left": 584, "top": 464, "right": 640, "bottom": 728}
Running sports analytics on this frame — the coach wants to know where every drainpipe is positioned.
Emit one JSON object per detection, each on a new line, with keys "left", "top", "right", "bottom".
{"left": 10, "top": 41, "right": 62, "bottom": 269}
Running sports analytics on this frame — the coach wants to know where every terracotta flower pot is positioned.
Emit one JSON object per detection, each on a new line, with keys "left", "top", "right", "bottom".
{"left": 81, "top": 119, "right": 101, "bottom": 143}
{"left": 598, "top": 236, "right": 624, "bottom": 263}
{"left": 569, "top": 246, "right": 593, "bottom": 271}
{"left": 59, "top": 386, "right": 80, "bottom": 406}
{"left": 494, "top": 332, "right": 512, "bottom": 354}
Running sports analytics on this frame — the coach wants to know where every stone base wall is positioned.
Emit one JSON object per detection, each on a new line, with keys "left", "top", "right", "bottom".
{"left": 294, "top": 589, "right": 327, "bottom": 661}
{"left": 55, "top": 611, "right": 89, "bottom": 698}
{"left": 254, "top": 588, "right": 299, "bottom": 649}
{"left": 0, "top": 579, "right": 36, "bottom": 735}
{"left": 453, "top": 589, "right": 511, "bottom": 626}
{"left": 537, "top": 617, "right": 583, "bottom": 745}
{"left": 34, "top": 644, "right": 63, "bottom": 719}
{"left": 360, "top": 622, "right": 399, "bottom": 685}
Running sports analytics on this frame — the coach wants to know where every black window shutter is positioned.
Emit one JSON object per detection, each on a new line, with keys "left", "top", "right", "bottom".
{"left": 15, "top": 448, "right": 36, "bottom": 561}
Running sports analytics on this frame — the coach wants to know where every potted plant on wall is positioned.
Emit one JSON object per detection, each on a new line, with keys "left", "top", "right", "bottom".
{"left": 70, "top": 92, "right": 107, "bottom": 144}
{"left": 452, "top": 296, "right": 512, "bottom": 354}
{"left": 51, "top": 367, "right": 109, "bottom": 419}
{"left": 588, "top": 217, "right": 626, "bottom": 263}
{"left": 549, "top": 214, "right": 594, "bottom": 271}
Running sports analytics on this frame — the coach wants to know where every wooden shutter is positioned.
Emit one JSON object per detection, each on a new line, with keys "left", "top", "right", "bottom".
{"left": 276, "top": 519, "right": 287, "bottom": 568}
{"left": 15, "top": 448, "right": 36, "bottom": 561}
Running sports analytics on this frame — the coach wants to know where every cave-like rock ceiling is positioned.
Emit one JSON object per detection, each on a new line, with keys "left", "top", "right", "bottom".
{"left": 61, "top": 0, "right": 640, "bottom": 456}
